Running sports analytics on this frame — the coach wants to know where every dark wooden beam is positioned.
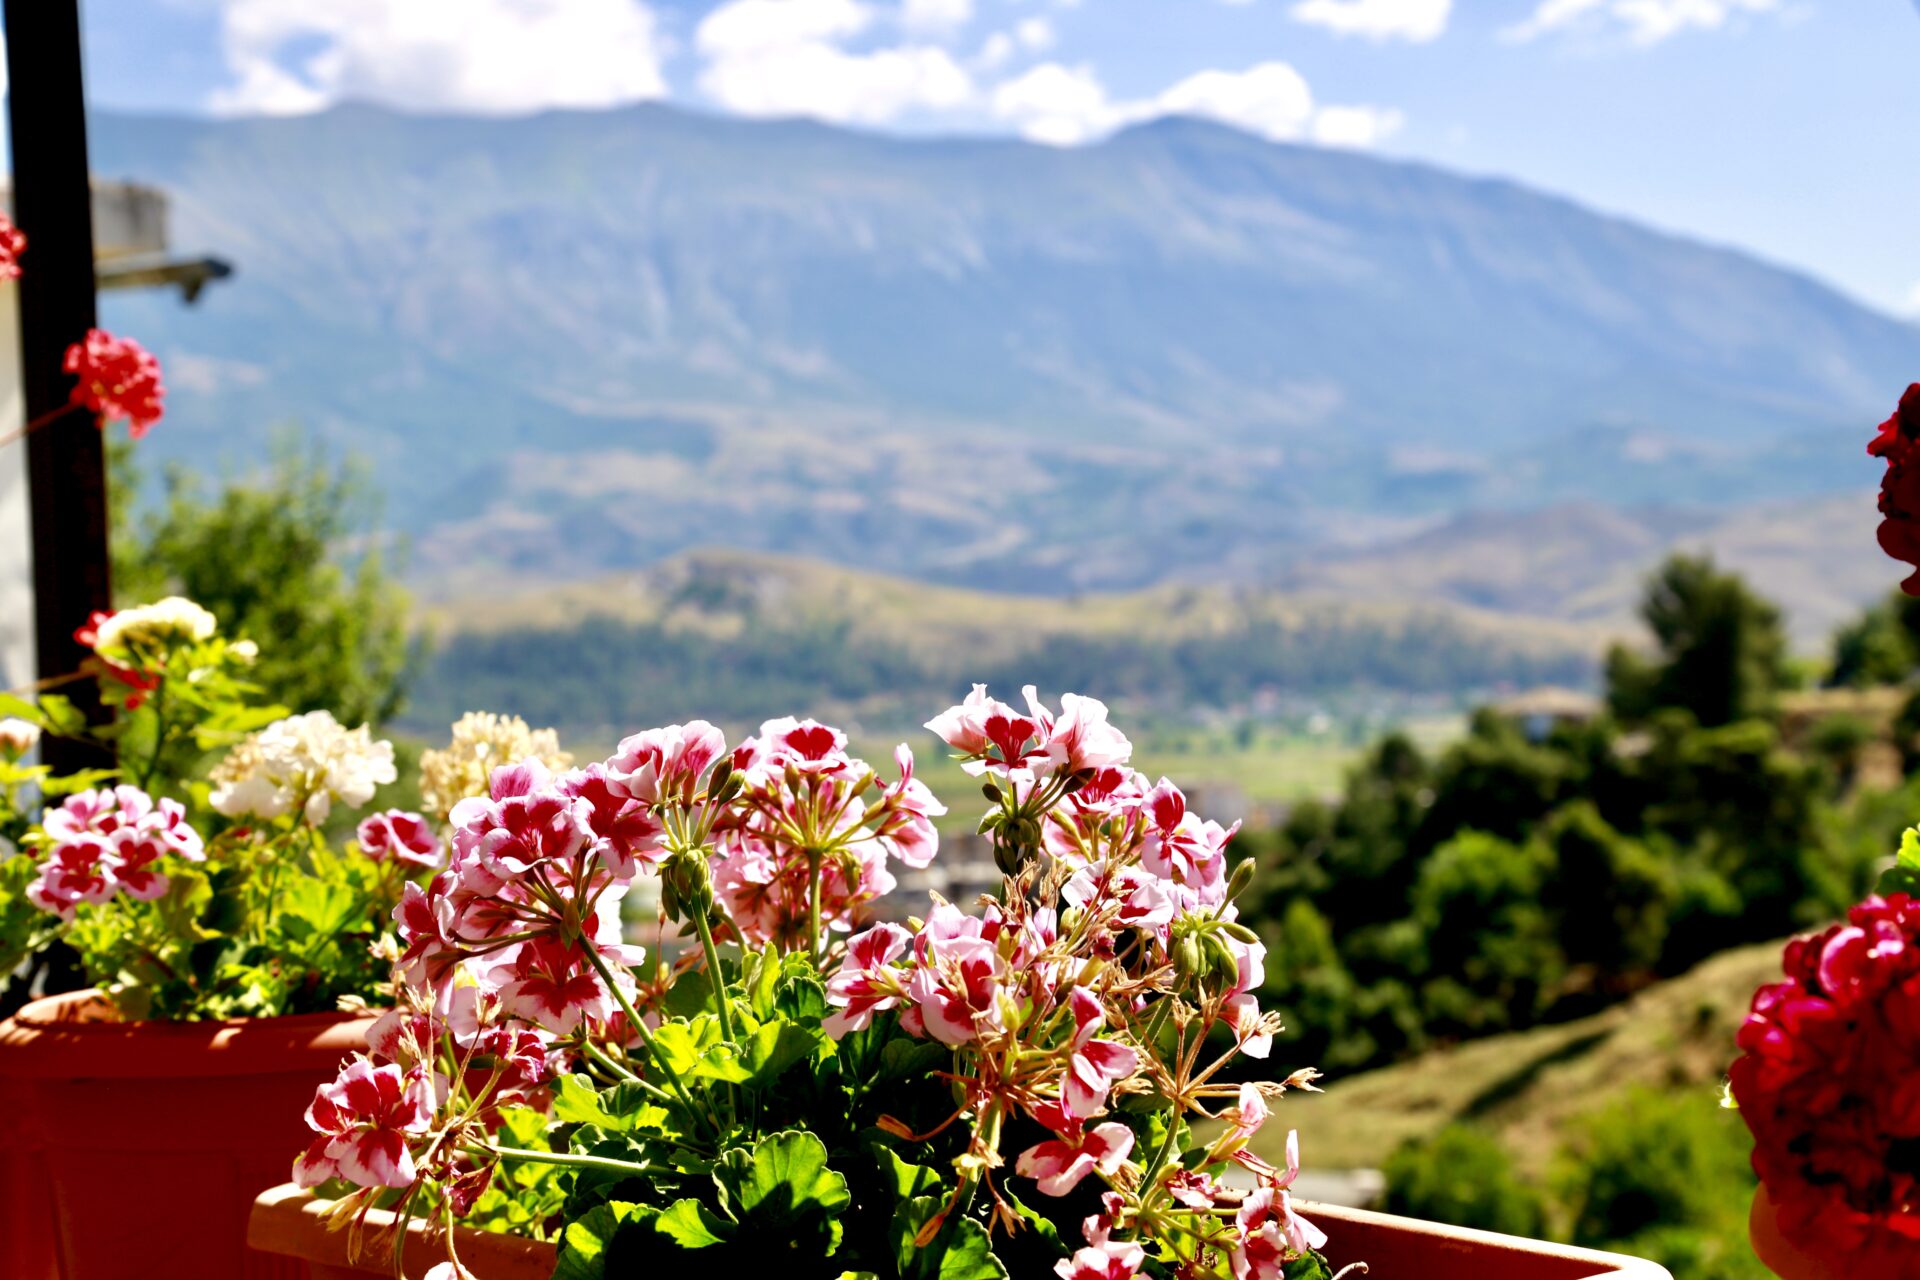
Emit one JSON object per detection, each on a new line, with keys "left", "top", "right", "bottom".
{"left": 6, "top": 0, "right": 115, "bottom": 772}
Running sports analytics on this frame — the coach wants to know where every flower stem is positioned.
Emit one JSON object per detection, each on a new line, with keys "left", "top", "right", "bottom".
{"left": 580, "top": 1036, "right": 645, "bottom": 1086}
{"left": 579, "top": 937, "right": 713, "bottom": 1130}
{"left": 688, "top": 907, "right": 737, "bottom": 1043}
{"left": 481, "top": 1145, "right": 664, "bottom": 1178}
{"left": 806, "top": 850, "right": 824, "bottom": 962}
{"left": 1139, "top": 1108, "right": 1185, "bottom": 1188}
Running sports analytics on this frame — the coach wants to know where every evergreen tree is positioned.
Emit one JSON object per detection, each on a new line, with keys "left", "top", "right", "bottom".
{"left": 1606, "top": 554, "right": 1791, "bottom": 728}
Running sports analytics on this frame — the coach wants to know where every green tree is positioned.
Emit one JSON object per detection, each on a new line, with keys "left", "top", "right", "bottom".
{"left": 1827, "top": 592, "right": 1920, "bottom": 688}
{"left": 1409, "top": 830, "right": 1562, "bottom": 1038}
{"left": 1606, "top": 554, "right": 1791, "bottom": 728}
{"left": 113, "top": 439, "right": 416, "bottom": 726}
{"left": 1535, "top": 802, "right": 1674, "bottom": 998}
{"left": 1383, "top": 1125, "right": 1549, "bottom": 1238}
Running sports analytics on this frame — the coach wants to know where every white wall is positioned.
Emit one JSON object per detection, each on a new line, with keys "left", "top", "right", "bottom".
{"left": 0, "top": 282, "right": 31, "bottom": 693}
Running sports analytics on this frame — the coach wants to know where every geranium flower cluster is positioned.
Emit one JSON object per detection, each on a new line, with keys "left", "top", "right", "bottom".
{"left": 1730, "top": 893, "right": 1920, "bottom": 1273}
{"left": 1870, "top": 383, "right": 1920, "bottom": 595}
{"left": 0, "top": 212, "right": 25, "bottom": 279}
{"left": 22, "top": 785, "right": 204, "bottom": 918}
{"left": 706, "top": 717, "right": 945, "bottom": 948}
{"left": 418, "top": 710, "right": 572, "bottom": 820}
{"left": 298, "top": 690, "right": 1325, "bottom": 1280}
{"left": 63, "top": 327, "right": 165, "bottom": 438}
{"left": 211, "top": 710, "right": 399, "bottom": 825}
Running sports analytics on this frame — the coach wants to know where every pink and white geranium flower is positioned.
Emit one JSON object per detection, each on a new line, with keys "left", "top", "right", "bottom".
{"left": 27, "top": 785, "right": 204, "bottom": 917}
{"left": 604, "top": 720, "right": 727, "bottom": 805}
{"left": 1062, "top": 986, "right": 1139, "bottom": 1119}
{"left": 1015, "top": 1114, "right": 1136, "bottom": 1196}
{"left": 293, "top": 1057, "right": 436, "bottom": 1190}
{"left": 356, "top": 809, "right": 443, "bottom": 867}
{"left": 823, "top": 922, "right": 914, "bottom": 1038}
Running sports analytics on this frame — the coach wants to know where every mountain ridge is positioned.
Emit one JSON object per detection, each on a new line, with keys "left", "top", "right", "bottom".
{"left": 88, "top": 101, "right": 1916, "bottom": 597}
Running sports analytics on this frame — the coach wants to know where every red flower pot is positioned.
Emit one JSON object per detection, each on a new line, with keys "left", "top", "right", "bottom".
{"left": 0, "top": 990, "right": 375, "bottom": 1280}
{"left": 247, "top": 1185, "right": 1673, "bottom": 1280}
{"left": 248, "top": 1185, "right": 554, "bottom": 1280}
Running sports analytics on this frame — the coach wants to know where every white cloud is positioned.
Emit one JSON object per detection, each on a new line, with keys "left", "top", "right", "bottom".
{"left": 990, "top": 62, "right": 1116, "bottom": 145}
{"left": 1290, "top": 0, "right": 1451, "bottom": 43}
{"left": 1903, "top": 281, "right": 1920, "bottom": 319}
{"left": 207, "top": 0, "right": 667, "bottom": 115}
{"left": 697, "top": 0, "right": 870, "bottom": 55}
{"left": 696, "top": 0, "right": 973, "bottom": 124}
{"left": 901, "top": 0, "right": 974, "bottom": 35}
{"left": 992, "top": 58, "right": 1403, "bottom": 149}
{"left": 1155, "top": 63, "right": 1316, "bottom": 142}
{"left": 1311, "top": 103, "right": 1406, "bottom": 147}
{"left": 1016, "top": 17, "right": 1057, "bottom": 50}
{"left": 976, "top": 31, "right": 1017, "bottom": 70}
{"left": 1501, "top": 0, "right": 1779, "bottom": 45}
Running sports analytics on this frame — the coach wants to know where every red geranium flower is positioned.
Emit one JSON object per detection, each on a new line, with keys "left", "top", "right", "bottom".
{"left": 63, "top": 328, "right": 164, "bottom": 439}
{"left": 0, "top": 214, "right": 27, "bottom": 280}
{"left": 1730, "top": 895, "right": 1920, "bottom": 1273}
{"left": 1869, "top": 384, "right": 1920, "bottom": 595}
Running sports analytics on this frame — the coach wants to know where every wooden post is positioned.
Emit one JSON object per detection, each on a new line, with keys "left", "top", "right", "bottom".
{"left": 5, "top": 0, "right": 114, "bottom": 772}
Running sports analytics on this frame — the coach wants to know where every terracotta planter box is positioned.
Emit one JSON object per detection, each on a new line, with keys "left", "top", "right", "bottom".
{"left": 249, "top": 1184, "right": 1673, "bottom": 1279}
{"left": 0, "top": 989, "right": 375, "bottom": 1280}
{"left": 249, "top": 1185, "right": 555, "bottom": 1280}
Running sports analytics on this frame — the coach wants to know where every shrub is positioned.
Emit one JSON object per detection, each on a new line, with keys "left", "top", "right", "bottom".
{"left": 1382, "top": 1125, "right": 1548, "bottom": 1238}
{"left": 1555, "top": 1087, "right": 1755, "bottom": 1252}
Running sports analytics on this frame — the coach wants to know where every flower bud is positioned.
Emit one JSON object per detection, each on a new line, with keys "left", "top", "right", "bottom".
{"left": 1174, "top": 935, "right": 1203, "bottom": 982}
{"left": 981, "top": 780, "right": 1003, "bottom": 803}
{"left": 1225, "top": 858, "right": 1256, "bottom": 904}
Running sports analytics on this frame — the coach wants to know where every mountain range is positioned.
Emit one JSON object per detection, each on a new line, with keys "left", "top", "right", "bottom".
{"left": 87, "top": 102, "right": 1915, "bottom": 618}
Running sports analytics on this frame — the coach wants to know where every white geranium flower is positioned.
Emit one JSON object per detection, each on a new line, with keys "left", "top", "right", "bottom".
{"left": 211, "top": 710, "right": 398, "bottom": 824}
{"left": 92, "top": 597, "right": 217, "bottom": 663}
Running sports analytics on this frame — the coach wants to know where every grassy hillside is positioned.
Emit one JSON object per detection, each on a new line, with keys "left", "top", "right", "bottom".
{"left": 404, "top": 549, "right": 1602, "bottom": 741}
{"left": 1278, "top": 491, "right": 1890, "bottom": 646}
{"left": 1255, "top": 939, "right": 1784, "bottom": 1178}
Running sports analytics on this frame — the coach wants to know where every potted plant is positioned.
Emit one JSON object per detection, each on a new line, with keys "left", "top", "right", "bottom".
{"left": 239, "top": 689, "right": 1671, "bottom": 1279}
{"left": 0, "top": 597, "right": 458, "bottom": 1280}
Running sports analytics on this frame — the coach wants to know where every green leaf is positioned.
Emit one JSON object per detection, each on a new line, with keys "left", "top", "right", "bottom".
{"left": 36, "top": 694, "right": 86, "bottom": 738}
{"left": 711, "top": 1129, "right": 851, "bottom": 1253}
{"left": 276, "top": 879, "right": 358, "bottom": 940}
{"left": 1003, "top": 1187, "right": 1066, "bottom": 1256}
{"left": 0, "top": 692, "right": 53, "bottom": 728}
{"left": 651, "top": 1017, "right": 726, "bottom": 1077}
{"left": 656, "top": 1198, "right": 731, "bottom": 1249}
{"left": 776, "top": 951, "right": 831, "bottom": 1022}
{"left": 891, "top": 1198, "right": 1007, "bottom": 1280}
{"left": 877, "top": 1037, "right": 948, "bottom": 1083}
{"left": 552, "top": 1073, "right": 617, "bottom": 1127}
{"left": 736, "top": 1020, "right": 824, "bottom": 1089}
{"left": 871, "top": 1144, "right": 943, "bottom": 1203}
{"left": 662, "top": 965, "right": 717, "bottom": 1021}
{"left": 745, "top": 944, "right": 782, "bottom": 1022}
{"left": 553, "top": 1201, "right": 656, "bottom": 1280}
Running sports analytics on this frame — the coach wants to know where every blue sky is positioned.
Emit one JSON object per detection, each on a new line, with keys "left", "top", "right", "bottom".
{"left": 33, "top": 0, "right": 1920, "bottom": 314}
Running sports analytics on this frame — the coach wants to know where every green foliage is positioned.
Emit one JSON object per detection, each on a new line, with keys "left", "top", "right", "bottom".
{"left": 0, "top": 610, "right": 420, "bottom": 1019}
{"left": 411, "top": 614, "right": 1591, "bottom": 741}
{"left": 1605, "top": 554, "right": 1791, "bottom": 729}
{"left": 1242, "top": 556, "right": 1882, "bottom": 1077}
{"left": 1554, "top": 1088, "right": 1761, "bottom": 1277}
{"left": 113, "top": 436, "right": 416, "bottom": 727}
{"left": 1535, "top": 803, "right": 1673, "bottom": 985}
{"left": 1381, "top": 1125, "right": 1548, "bottom": 1238}
{"left": 1827, "top": 591, "right": 1920, "bottom": 688}
{"left": 1409, "top": 832, "right": 1560, "bottom": 1038}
